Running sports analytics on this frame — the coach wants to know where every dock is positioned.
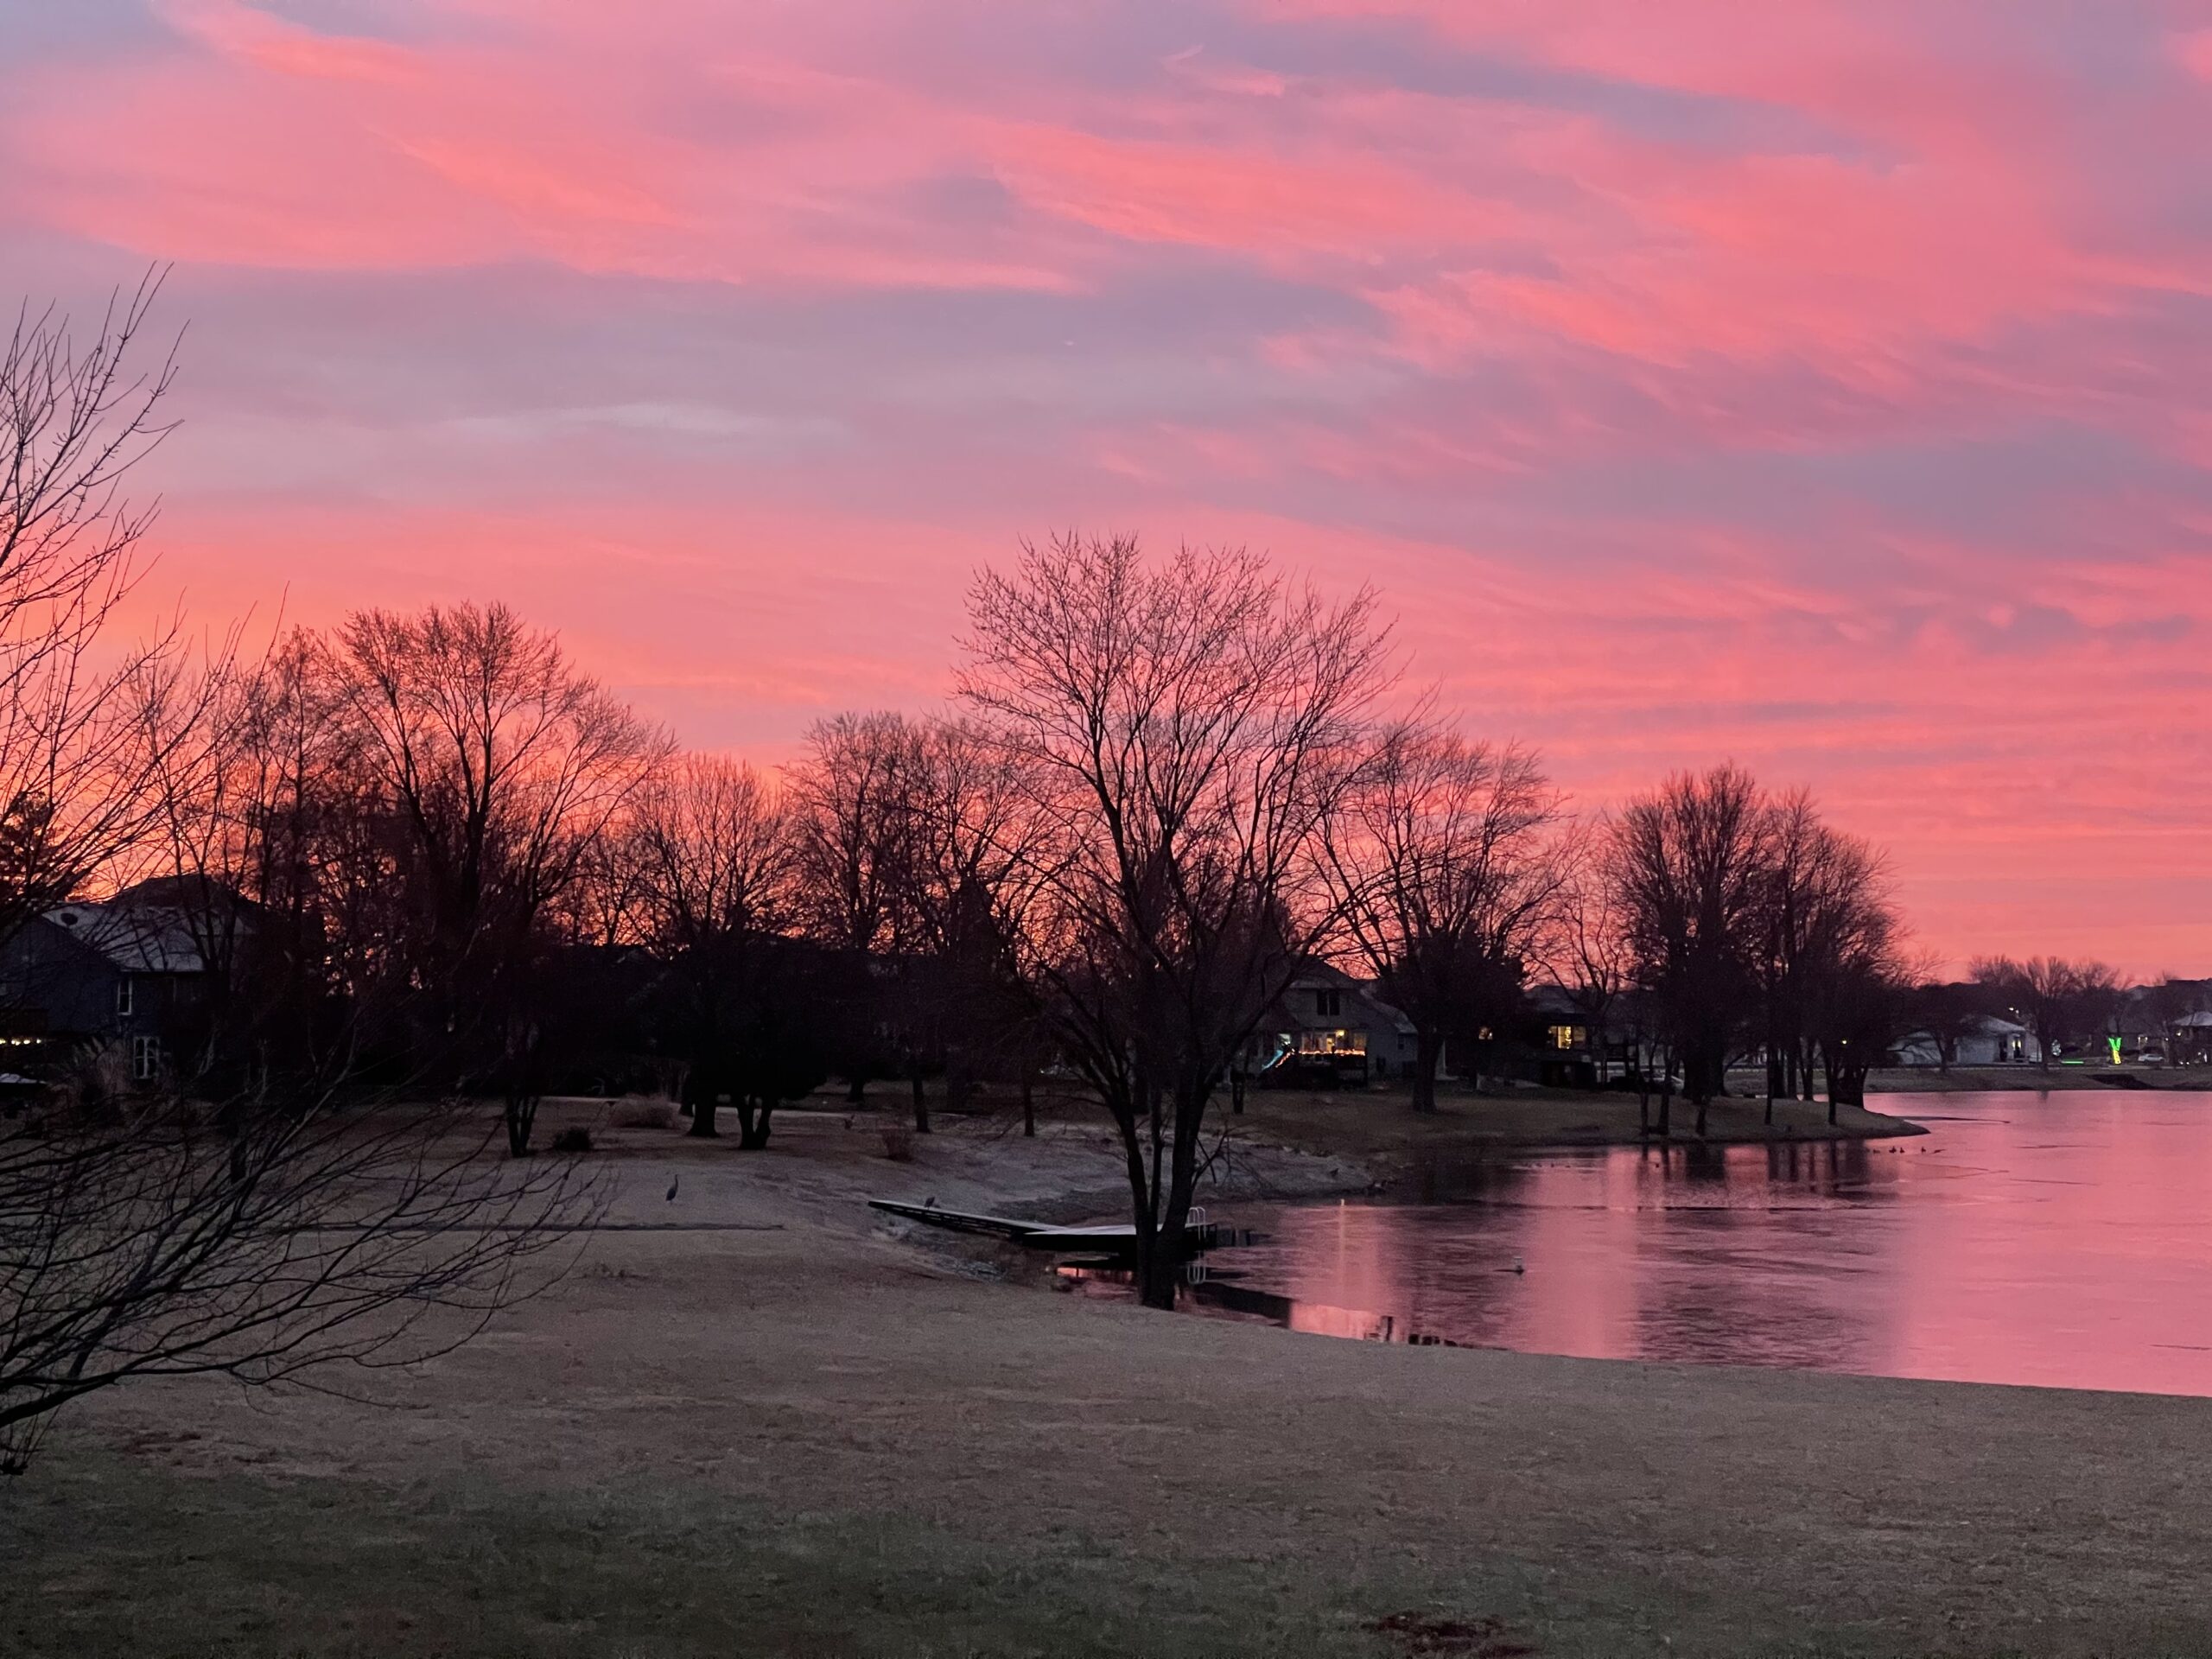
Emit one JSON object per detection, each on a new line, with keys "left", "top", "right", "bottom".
{"left": 868, "top": 1198, "right": 1220, "bottom": 1252}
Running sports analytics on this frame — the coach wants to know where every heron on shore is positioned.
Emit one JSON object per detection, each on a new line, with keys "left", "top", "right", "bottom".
{"left": 665, "top": 1175, "right": 679, "bottom": 1203}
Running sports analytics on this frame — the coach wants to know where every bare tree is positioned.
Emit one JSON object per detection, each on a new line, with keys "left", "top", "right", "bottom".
{"left": 787, "top": 711, "right": 919, "bottom": 958}
{"left": 1754, "top": 792, "right": 1902, "bottom": 1119}
{"left": 1321, "top": 724, "right": 1562, "bottom": 1112}
{"left": 1543, "top": 823, "right": 1634, "bottom": 1089}
{"left": 1971, "top": 956, "right": 2115, "bottom": 1071}
{"left": 632, "top": 754, "right": 798, "bottom": 1144}
{"left": 0, "top": 1085, "right": 595, "bottom": 1475}
{"left": 0, "top": 273, "right": 195, "bottom": 946}
{"left": 1903, "top": 966, "right": 1983, "bottom": 1074}
{"left": 0, "top": 283, "right": 600, "bottom": 1476}
{"left": 893, "top": 717, "right": 1049, "bottom": 1128}
{"left": 960, "top": 534, "right": 1390, "bottom": 1308}
{"left": 1608, "top": 766, "right": 1775, "bottom": 1133}
{"left": 786, "top": 711, "right": 923, "bottom": 1105}
{"left": 327, "top": 604, "right": 666, "bottom": 1153}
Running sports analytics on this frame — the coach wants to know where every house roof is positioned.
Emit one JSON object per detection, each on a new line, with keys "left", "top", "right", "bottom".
{"left": 1271, "top": 963, "right": 1414, "bottom": 1036}
{"left": 45, "top": 903, "right": 207, "bottom": 975}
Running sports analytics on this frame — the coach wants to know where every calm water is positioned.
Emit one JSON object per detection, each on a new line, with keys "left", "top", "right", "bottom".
{"left": 1171, "top": 1092, "right": 2212, "bottom": 1396}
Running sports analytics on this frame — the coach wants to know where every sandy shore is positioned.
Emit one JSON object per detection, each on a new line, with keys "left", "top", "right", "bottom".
{"left": 7, "top": 1100, "right": 2210, "bottom": 1657}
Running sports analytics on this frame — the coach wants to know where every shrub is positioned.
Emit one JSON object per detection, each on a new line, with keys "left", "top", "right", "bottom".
{"left": 880, "top": 1122, "right": 914, "bottom": 1161}
{"left": 550, "top": 1127, "right": 594, "bottom": 1154}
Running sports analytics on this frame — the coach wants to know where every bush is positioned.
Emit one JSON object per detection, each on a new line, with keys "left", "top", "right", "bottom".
{"left": 880, "top": 1122, "right": 914, "bottom": 1161}
{"left": 550, "top": 1127, "right": 594, "bottom": 1154}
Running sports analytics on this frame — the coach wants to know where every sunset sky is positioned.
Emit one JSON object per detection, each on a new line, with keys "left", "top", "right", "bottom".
{"left": 4, "top": 0, "right": 2209, "bottom": 972}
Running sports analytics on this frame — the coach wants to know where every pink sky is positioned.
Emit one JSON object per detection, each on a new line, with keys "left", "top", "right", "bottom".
{"left": 5, "top": 0, "right": 2210, "bottom": 972}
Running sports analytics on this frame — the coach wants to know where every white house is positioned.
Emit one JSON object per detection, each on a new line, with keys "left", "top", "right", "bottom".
{"left": 1894, "top": 1014, "right": 2039, "bottom": 1067}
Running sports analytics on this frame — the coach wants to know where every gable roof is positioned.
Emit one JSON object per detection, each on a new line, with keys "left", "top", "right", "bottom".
{"left": 44, "top": 903, "right": 207, "bottom": 975}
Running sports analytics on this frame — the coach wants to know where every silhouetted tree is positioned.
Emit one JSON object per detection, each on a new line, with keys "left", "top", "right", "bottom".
{"left": 0, "top": 272, "right": 195, "bottom": 948}
{"left": 0, "top": 281, "right": 598, "bottom": 1476}
{"left": 1755, "top": 792, "right": 1901, "bottom": 1118}
{"left": 893, "top": 718, "right": 1046, "bottom": 1128}
{"left": 1321, "top": 726, "right": 1562, "bottom": 1112}
{"left": 1543, "top": 825, "right": 1634, "bottom": 1088}
{"left": 327, "top": 603, "right": 664, "bottom": 1152}
{"left": 787, "top": 710, "right": 920, "bottom": 1103}
{"left": 960, "top": 534, "right": 1390, "bottom": 1308}
{"left": 632, "top": 754, "right": 797, "bottom": 1142}
{"left": 1904, "top": 976, "right": 1985, "bottom": 1072}
{"left": 1971, "top": 956, "right": 2116, "bottom": 1071}
{"left": 1608, "top": 766, "right": 1774, "bottom": 1132}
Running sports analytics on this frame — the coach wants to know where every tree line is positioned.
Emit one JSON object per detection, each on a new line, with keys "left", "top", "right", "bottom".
{"left": 107, "top": 535, "right": 1942, "bottom": 1303}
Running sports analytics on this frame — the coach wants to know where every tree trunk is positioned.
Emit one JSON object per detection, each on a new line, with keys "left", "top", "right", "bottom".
{"left": 1410, "top": 1029, "right": 1442, "bottom": 1115}
{"left": 1764, "top": 1029, "right": 1779, "bottom": 1126}
{"left": 846, "top": 1076, "right": 867, "bottom": 1105}
{"left": 1695, "top": 1094, "right": 1709, "bottom": 1138}
{"left": 738, "top": 1097, "right": 774, "bottom": 1150}
{"left": 689, "top": 1093, "right": 718, "bottom": 1138}
{"left": 911, "top": 1071, "right": 931, "bottom": 1134}
{"left": 503, "top": 1095, "right": 537, "bottom": 1157}
{"left": 1021, "top": 1071, "right": 1036, "bottom": 1137}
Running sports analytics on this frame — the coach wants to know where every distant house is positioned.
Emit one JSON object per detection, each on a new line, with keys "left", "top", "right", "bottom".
{"left": 1517, "top": 983, "right": 1663, "bottom": 1088}
{"left": 1243, "top": 963, "right": 1419, "bottom": 1087}
{"left": 2170, "top": 1009, "right": 2212, "bottom": 1065}
{"left": 0, "top": 880, "right": 246, "bottom": 1083}
{"left": 1893, "top": 1014, "right": 2038, "bottom": 1067}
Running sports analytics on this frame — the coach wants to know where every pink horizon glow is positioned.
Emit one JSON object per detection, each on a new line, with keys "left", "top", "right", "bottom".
{"left": 4, "top": 0, "right": 2209, "bottom": 975}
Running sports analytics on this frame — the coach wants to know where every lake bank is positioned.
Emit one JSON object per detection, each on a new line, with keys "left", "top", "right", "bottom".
{"left": 1862, "top": 1063, "right": 2212, "bottom": 1092}
{"left": 1219, "top": 1084, "right": 1924, "bottom": 1187}
{"left": 10, "top": 1102, "right": 2212, "bottom": 1656}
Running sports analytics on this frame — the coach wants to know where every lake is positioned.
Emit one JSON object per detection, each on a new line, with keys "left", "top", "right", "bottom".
{"left": 1163, "top": 1091, "right": 2212, "bottom": 1397}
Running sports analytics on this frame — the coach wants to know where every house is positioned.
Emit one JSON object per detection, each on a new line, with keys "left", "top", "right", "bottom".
{"left": 2170, "top": 1009, "right": 2212, "bottom": 1065}
{"left": 0, "top": 880, "right": 243, "bottom": 1084}
{"left": 1243, "top": 963, "right": 1419, "bottom": 1087}
{"left": 1893, "top": 1014, "right": 2039, "bottom": 1067}
{"left": 1521, "top": 983, "right": 1653, "bottom": 1088}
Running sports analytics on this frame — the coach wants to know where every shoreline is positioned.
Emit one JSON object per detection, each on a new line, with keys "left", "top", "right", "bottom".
{"left": 1199, "top": 1084, "right": 1926, "bottom": 1192}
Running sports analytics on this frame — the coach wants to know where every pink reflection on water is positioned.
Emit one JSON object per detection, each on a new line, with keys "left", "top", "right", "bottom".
{"left": 1209, "top": 1094, "right": 2212, "bottom": 1396}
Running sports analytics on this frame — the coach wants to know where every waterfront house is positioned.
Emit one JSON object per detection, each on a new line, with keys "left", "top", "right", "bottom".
{"left": 1244, "top": 963, "right": 1420, "bottom": 1087}
{"left": 1894, "top": 1013, "right": 2039, "bottom": 1067}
